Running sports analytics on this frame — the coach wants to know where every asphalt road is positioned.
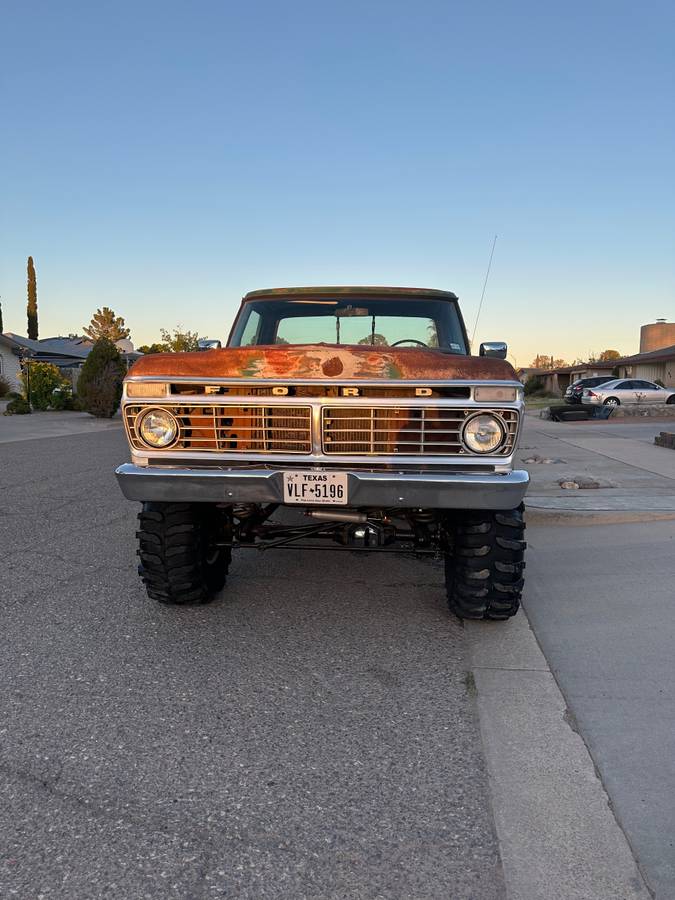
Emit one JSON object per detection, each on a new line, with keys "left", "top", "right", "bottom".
{"left": 525, "top": 517, "right": 675, "bottom": 899}
{"left": 0, "top": 430, "right": 504, "bottom": 899}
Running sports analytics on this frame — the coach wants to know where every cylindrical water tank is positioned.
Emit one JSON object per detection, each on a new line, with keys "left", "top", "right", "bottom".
{"left": 640, "top": 321, "right": 675, "bottom": 353}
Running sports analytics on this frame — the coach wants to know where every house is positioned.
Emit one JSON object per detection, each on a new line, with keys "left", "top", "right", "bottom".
{"left": 0, "top": 334, "right": 24, "bottom": 390}
{"left": 532, "top": 361, "right": 617, "bottom": 396}
{"left": 1, "top": 333, "right": 142, "bottom": 392}
{"left": 567, "top": 362, "right": 619, "bottom": 382}
{"left": 613, "top": 344, "right": 675, "bottom": 388}
{"left": 515, "top": 367, "right": 541, "bottom": 383}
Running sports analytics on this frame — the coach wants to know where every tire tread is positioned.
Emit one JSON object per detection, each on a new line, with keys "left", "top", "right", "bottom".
{"left": 445, "top": 504, "right": 526, "bottom": 621}
{"left": 136, "top": 502, "right": 230, "bottom": 605}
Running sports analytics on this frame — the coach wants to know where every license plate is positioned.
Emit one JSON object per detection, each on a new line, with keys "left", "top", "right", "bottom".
{"left": 283, "top": 471, "right": 348, "bottom": 505}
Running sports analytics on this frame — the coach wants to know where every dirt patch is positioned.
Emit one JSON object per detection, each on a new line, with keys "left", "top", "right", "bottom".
{"left": 559, "top": 475, "right": 616, "bottom": 490}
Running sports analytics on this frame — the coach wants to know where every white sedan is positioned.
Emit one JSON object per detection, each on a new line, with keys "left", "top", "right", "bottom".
{"left": 582, "top": 378, "right": 675, "bottom": 407}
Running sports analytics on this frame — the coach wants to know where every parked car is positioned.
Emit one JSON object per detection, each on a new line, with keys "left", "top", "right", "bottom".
{"left": 115, "top": 285, "right": 529, "bottom": 621}
{"left": 581, "top": 379, "right": 675, "bottom": 407}
{"left": 564, "top": 376, "right": 615, "bottom": 404}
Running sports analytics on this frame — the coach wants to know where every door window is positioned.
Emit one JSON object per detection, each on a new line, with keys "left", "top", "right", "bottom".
{"left": 239, "top": 310, "right": 262, "bottom": 346}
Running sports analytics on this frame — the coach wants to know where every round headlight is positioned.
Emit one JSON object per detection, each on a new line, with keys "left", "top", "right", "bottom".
{"left": 462, "top": 413, "right": 505, "bottom": 454}
{"left": 137, "top": 408, "right": 178, "bottom": 448}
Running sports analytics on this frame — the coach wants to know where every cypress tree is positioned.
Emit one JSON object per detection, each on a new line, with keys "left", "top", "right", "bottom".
{"left": 77, "top": 338, "right": 125, "bottom": 417}
{"left": 0, "top": 298, "right": 4, "bottom": 333}
{"left": 27, "top": 257, "right": 38, "bottom": 340}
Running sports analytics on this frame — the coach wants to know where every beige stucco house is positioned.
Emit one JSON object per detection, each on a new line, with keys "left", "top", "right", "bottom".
{"left": 614, "top": 344, "right": 675, "bottom": 388}
{"left": 0, "top": 334, "right": 23, "bottom": 391}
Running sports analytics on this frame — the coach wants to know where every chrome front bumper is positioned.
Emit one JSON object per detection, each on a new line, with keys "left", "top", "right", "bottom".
{"left": 116, "top": 463, "right": 529, "bottom": 510}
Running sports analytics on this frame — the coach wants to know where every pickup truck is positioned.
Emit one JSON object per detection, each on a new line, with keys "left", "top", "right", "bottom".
{"left": 116, "top": 286, "right": 528, "bottom": 620}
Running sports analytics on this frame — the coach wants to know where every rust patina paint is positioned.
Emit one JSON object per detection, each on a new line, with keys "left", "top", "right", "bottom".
{"left": 128, "top": 344, "right": 516, "bottom": 381}
{"left": 322, "top": 356, "right": 344, "bottom": 377}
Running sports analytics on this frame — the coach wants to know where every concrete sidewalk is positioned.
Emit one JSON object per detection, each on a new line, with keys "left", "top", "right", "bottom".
{"left": 0, "top": 409, "right": 122, "bottom": 444}
{"left": 523, "top": 516, "right": 675, "bottom": 899}
{"left": 466, "top": 614, "right": 650, "bottom": 900}
{"left": 520, "top": 415, "right": 675, "bottom": 512}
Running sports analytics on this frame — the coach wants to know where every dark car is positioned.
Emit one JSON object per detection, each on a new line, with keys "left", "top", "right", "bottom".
{"left": 564, "top": 375, "right": 615, "bottom": 404}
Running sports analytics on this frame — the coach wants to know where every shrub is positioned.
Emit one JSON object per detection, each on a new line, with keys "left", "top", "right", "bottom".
{"left": 19, "top": 361, "right": 70, "bottom": 410}
{"left": 77, "top": 338, "right": 125, "bottom": 417}
{"left": 50, "top": 384, "right": 75, "bottom": 410}
{"left": 4, "top": 396, "right": 31, "bottom": 415}
{"left": 524, "top": 375, "right": 545, "bottom": 396}
{"left": 0, "top": 375, "right": 12, "bottom": 397}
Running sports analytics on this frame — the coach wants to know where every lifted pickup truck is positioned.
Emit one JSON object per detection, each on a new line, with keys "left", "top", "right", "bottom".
{"left": 116, "top": 286, "right": 528, "bottom": 620}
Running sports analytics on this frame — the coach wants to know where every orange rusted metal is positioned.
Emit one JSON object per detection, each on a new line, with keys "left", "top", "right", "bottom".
{"left": 243, "top": 286, "right": 459, "bottom": 300}
{"left": 128, "top": 344, "right": 516, "bottom": 382}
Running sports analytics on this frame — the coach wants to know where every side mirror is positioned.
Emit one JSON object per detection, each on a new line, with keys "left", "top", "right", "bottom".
{"left": 197, "top": 339, "right": 222, "bottom": 351}
{"left": 479, "top": 341, "right": 507, "bottom": 359}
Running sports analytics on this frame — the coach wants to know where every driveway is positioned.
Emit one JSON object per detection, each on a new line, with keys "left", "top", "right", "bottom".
{"left": 0, "top": 409, "right": 122, "bottom": 443}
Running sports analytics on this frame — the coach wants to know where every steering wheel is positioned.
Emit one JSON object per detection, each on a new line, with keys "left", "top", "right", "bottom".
{"left": 390, "top": 339, "right": 428, "bottom": 348}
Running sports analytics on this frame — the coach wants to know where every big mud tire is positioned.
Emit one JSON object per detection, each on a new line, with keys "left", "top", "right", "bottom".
{"left": 444, "top": 505, "right": 526, "bottom": 621}
{"left": 136, "top": 502, "right": 231, "bottom": 605}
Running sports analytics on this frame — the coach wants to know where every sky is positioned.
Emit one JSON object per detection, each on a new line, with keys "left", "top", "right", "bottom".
{"left": 1, "top": 0, "right": 674, "bottom": 368}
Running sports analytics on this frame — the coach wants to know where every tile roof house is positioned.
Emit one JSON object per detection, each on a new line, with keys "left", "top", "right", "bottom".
{"left": 1, "top": 333, "right": 142, "bottom": 391}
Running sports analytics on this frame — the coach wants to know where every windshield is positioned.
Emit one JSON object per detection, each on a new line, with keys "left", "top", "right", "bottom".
{"left": 229, "top": 297, "right": 468, "bottom": 353}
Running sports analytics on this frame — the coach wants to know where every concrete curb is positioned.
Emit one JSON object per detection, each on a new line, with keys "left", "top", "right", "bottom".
{"left": 524, "top": 508, "right": 675, "bottom": 526}
{"left": 465, "top": 613, "right": 652, "bottom": 900}
{"left": 525, "top": 497, "right": 675, "bottom": 514}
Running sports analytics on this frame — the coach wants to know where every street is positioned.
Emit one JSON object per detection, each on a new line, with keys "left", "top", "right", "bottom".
{"left": 1, "top": 429, "right": 503, "bottom": 899}
{"left": 1, "top": 420, "right": 673, "bottom": 898}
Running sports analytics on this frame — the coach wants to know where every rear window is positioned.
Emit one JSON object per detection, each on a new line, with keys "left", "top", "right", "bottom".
{"left": 573, "top": 377, "right": 613, "bottom": 388}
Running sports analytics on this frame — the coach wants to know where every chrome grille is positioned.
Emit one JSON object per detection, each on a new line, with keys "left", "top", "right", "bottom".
{"left": 125, "top": 402, "right": 519, "bottom": 458}
{"left": 322, "top": 406, "right": 518, "bottom": 456}
{"left": 125, "top": 404, "right": 312, "bottom": 453}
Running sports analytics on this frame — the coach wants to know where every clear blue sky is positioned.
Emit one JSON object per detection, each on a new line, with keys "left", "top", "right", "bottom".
{"left": 2, "top": 0, "right": 674, "bottom": 366}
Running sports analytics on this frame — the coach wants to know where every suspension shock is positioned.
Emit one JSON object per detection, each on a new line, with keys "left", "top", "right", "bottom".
{"left": 407, "top": 509, "right": 437, "bottom": 547}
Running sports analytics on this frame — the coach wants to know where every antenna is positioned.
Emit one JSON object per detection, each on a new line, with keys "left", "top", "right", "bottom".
{"left": 471, "top": 234, "right": 497, "bottom": 346}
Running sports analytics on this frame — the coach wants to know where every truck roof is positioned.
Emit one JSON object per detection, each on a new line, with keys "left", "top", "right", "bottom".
{"left": 243, "top": 286, "right": 459, "bottom": 301}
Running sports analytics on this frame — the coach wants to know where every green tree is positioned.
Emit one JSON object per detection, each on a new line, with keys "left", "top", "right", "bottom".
{"left": 137, "top": 342, "right": 170, "bottom": 354}
{"left": 530, "top": 354, "right": 568, "bottom": 369}
{"left": 599, "top": 349, "right": 621, "bottom": 361}
{"left": 27, "top": 256, "right": 38, "bottom": 340}
{"left": 19, "top": 361, "right": 69, "bottom": 410}
{"left": 77, "top": 338, "right": 126, "bottom": 417}
{"left": 84, "top": 307, "right": 131, "bottom": 342}
{"left": 358, "top": 333, "right": 388, "bottom": 346}
{"left": 159, "top": 326, "right": 202, "bottom": 352}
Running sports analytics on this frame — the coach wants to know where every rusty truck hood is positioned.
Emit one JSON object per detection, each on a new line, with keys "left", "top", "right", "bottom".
{"left": 128, "top": 344, "right": 516, "bottom": 381}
